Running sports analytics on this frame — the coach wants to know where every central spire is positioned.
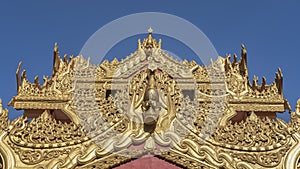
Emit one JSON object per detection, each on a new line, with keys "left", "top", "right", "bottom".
{"left": 148, "top": 27, "right": 153, "bottom": 33}
{"left": 138, "top": 28, "right": 161, "bottom": 49}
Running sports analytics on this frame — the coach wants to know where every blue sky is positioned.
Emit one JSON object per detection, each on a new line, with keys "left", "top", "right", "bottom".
{"left": 0, "top": 1, "right": 299, "bottom": 122}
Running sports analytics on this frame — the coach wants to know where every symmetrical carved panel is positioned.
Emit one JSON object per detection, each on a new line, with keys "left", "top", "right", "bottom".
{"left": 0, "top": 30, "right": 298, "bottom": 169}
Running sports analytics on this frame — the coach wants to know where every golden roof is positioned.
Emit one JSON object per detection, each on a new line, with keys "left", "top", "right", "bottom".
{"left": 0, "top": 30, "right": 299, "bottom": 169}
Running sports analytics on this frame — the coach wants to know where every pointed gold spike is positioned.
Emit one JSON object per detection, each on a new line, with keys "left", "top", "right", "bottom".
{"left": 54, "top": 42, "right": 58, "bottom": 52}
{"left": 16, "top": 61, "right": 23, "bottom": 93}
{"left": 148, "top": 27, "right": 153, "bottom": 33}
{"left": 139, "top": 28, "right": 161, "bottom": 49}
{"left": 34, "top": 76, "right": 39, "bottom": 86}
{"left": 261, "top": 76, "right": 266, "bottom": 90}
{"left": 21, "top": 70, "right": 27, "bottom": 81}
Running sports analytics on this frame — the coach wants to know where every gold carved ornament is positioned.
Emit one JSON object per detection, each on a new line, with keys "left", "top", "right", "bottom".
{"left": 0, "top": 29, "right": 299, "bottom": 169}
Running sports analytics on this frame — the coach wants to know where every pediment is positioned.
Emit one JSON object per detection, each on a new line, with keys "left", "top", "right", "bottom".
{"left": 112, "top": 48, "right": 194, "bottom": 79}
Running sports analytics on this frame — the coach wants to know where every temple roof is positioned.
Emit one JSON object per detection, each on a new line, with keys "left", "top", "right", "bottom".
{"left": 0, "top": 29, "right": 298, "bottom": 169}
{"left": 9, "top": 29, "right": 290, "bottom": 121}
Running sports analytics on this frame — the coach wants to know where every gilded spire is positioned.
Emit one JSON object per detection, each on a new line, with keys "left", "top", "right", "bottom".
{"left": 239, "top": 44, "right": 248, "bottom": 78}
{"left": 138, "top": 28, "right": 161, "bottom": 49}
{"left": 275, "top": 67, "right": 283, "bottom": 96}
{"left": 16, "top": 61, "right": 22, "bottom": 93}
{"left": 52, "top": 42, "right": 60, "bottom": 76}
{"left": 148, "top": 27, "right": 153, "bottom": 33}
{"left": 54, "top": 42, "right": 58, "bottom": 53}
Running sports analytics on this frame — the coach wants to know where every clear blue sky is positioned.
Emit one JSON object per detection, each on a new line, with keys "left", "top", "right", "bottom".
{"left": 0, "top": 1, "right": 299, "bottom": 122}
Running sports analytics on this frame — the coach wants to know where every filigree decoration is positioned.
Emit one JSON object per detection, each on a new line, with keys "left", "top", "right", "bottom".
{"left": 128, "top": 69, "right": 182, "bottom": 113}
{"left": 287, "top": 99, "right": 300, "bottom": 135}
{"left": 223, "top": 47, "right": 283, "bottom": 100}
{"left": 176, "top": 96, "right": 198, "bottom": 131}
{"left": 113, "top": 118, "right": 129, "bottom": 133}
{"left": 230, "top": 144, "right": 291, "bottom": 168}
{"left": 288, "top": 112, "right": 300, "bottom": 134}
{"left": 192, "top": 45, "right": 284, "bottom": 104}
{"left": 72, "top": 87, "right": 123, "bottom": 141}
{"left": 226, "top": 73, "right": 247, "bottom": 97}
{"left": 190, "top": 99, "right": 230, "bottom": 137}
{"left": 37, "top": 141, "right": 148, "bottom": 169}
{"left": 212, "top": 112, "right": 289, "bottom": 150}
{"left": 121, "top": 68, "right": 183, "bottom": 133}
{"left": 10, "top": 45, "right": 110, "bottom": 107}
{"left": 0, "top": 99, "right": 9, "bottom": 132}
{"left": 245, "top": 75, "right": 283, "bottom": 100}
{"left": 146, "top": 49, "right": 194, "bottom": 78}
{"left": 190, "top": 57, "right": 226, "bottom": 83}
{"left": 10, "top": 142, "right": 72, "bottom": 165}
{"left": 156, "top": 140, "right": 250, "bottom": 169}
{"left": 9, "top": 111, "right": 89, "bottom": 148}
{"left": 15, "top": 52, "right": 76, "bottom": 99}
{"left": 1, "top": 30, "right": 297, "bottom": 169}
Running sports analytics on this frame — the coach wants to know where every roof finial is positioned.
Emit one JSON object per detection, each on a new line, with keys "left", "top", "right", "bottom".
{"left": 53, "top": 42, "right": 60, "bottom": 76}
{"left": 139, "top": 27, "right": 161, "bottom": 49}
{"left": 54, "top": 42, "right": 58, "bottom": 53}
{"left": 147, "top": 27, "right": 153, "bottom": 41}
